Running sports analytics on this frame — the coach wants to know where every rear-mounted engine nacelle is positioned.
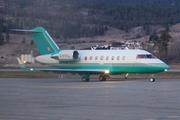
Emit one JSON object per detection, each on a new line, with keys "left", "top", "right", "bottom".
{"left": 51, "top": 50, "right": 80, "bottom": 62}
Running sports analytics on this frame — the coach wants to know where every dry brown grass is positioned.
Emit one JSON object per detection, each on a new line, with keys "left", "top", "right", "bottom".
{"left": 0, "top": 71, "right": 58, "bottom": 78}
{"left": 169, "top": 64, "right": 180, "bottom": 69}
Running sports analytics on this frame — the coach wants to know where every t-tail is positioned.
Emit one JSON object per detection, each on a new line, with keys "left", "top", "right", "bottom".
{"left": 12, "top": 27, "right": 60, "bottom": 55}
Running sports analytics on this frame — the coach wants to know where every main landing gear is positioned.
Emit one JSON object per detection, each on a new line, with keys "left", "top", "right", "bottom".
{"left": 81, "top": 73, "right": 155, "bottom": 82}
{"left": 81, "top": 74, "right": 110, "bottom": 82}
{"left": 81, "top": 74, "right": 89, "bottom": 82}
{"left": 99, "top": 74, "right": 110, "bottom": 81}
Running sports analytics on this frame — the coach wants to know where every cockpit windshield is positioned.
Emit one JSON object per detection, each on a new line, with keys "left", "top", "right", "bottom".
{"left": 136, "top": 54, "right": 156, "bottom": 59}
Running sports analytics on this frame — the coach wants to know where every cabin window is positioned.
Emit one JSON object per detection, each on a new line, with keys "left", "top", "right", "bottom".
{"left": 95, "top": 56, "right": 98, "bottom": 60}
{"left": 106, "top": 56, "right": 109, "bottom": 60}
{"left": 122, "top": 56, "right": 126, "bottom": 60}
{"left": 85, "top": 56, "right": 87, "bottom": 60}
{"left": 111, "top": 56, "right": 114, "bottom": 60}
{"left": 89, "top": 56, "right": 92, "bottom": 60}
{"left": 136, "top": 54, "right": 156, "bottom": 59}
{"left": 117, "top": 56, "right": 120, "bottom": 60}
{"left": 100, "top": 56, "right": 104, "bottom": 60}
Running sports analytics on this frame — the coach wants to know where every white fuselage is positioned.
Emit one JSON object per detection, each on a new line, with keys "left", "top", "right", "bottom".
{"left": 36, "top": 49, "right": 163, "bottom": 64}
{"left": 35, "top": 49, "right": 169, "bottom": 74}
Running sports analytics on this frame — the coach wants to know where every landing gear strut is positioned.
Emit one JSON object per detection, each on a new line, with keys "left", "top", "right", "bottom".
{"left": 125, "top": 73, "right": 129, "bottom": 79}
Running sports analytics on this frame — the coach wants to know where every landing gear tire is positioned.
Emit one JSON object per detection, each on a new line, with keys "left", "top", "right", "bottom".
{"left": 99, "top": 76, "right": 106, "bottom": 81}
{"left": 149, "top": 78, "right": 155, "bottom": 82}
{"left": 82, "top": 75, "right": 90, "bottom": 82}
{"left": 82, "top": 78, "right": 89, "bottom": 82}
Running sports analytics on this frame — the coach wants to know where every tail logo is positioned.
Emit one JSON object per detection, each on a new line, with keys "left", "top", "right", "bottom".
{"left": 46, "top": 47, "right": 51, "bottom": 51}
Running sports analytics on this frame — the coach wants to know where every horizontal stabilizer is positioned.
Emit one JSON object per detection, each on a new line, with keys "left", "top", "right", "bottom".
{"left": 10, "top": 29, "right": 42, "bottom": 33}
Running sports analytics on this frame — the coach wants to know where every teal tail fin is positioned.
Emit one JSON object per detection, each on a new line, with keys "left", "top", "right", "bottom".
{"left": 11, "top": 27, "right": 60, "bottom": 55}
{"left": 31, "top": 27, "right": 60, "bottom": 55}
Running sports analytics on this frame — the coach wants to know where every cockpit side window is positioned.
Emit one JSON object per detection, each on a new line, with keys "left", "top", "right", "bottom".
{"left": 137, "top": 55, "right": 146, "bottom": 59}
{"left": 146, "top": 54, "right": 156, "bottom": 58}
{"left": 136, "top": 54, "right": 156, "bottom": 59}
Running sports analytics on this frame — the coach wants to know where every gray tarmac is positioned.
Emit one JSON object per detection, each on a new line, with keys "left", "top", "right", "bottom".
{"left": 0, "top": 78, "right": 180, "bottom": 120}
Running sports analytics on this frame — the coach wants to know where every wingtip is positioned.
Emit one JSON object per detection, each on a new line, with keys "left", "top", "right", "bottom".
{"left": 17, "top": 57, "right": 28, "bottom": 70}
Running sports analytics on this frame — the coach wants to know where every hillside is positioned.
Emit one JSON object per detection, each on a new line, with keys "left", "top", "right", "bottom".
{"left": 0, "top": 23, "right": 180, "bottom": 65}
{"left": 1, "top": 0, "right": 180, "bottom": 39}
{"left": 1, "top": 0, "right": 180, "bottom": 64}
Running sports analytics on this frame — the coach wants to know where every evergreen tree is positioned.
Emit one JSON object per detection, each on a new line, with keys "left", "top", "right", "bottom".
{"left": 149, "top": 30, "right": 159, "bottom": 43}
{"left": 157, "top": 30, "right": 171, "bottom": 61}
{"left": 30, "top": 39, "right": 34, "bottom": 45}
{"left": 5, "top": 28, "right": 10, "bottom": 43}
{"left": 0, "top": 33, "right": 4, "bottom": 45}
{"left": 21, "top": 37, "right": 26, "bottom": 44}
{"left": 145, "top": 25, "right": 150, "bottom": 35}
{"left": 0, "top": 18, "right": 4, "bottom": 45}
{"left": 104, "top": 25, "right": 108, "bottom": 31}
{"left": 165, "top": 24, "right": 169, "bottom": 32}
{"left": 99, "top": 25, "right": 104, "bottom": 35}
{"left": 54, "top": 30, "right": 60, "bottom": 39}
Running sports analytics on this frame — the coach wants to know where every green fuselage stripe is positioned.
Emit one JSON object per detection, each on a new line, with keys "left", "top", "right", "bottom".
{"left": 49, "top": 63, "right": 168, "bottom": 74}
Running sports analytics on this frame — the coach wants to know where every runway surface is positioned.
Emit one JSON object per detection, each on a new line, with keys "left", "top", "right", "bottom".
{"left": 0, "top": 78, "right": 180, "bottom": 120}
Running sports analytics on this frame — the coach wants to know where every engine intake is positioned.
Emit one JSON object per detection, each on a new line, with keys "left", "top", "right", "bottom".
{"left": 51, "top": 50, "right": 80, "bottom": 62}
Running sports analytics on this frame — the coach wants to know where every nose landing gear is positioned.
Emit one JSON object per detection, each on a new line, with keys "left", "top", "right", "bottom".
{"left": 149, "top": 74, "right": 155, "bottom": 82}
{"left": 125, "top": 73, "right": 129, "bottom": 79}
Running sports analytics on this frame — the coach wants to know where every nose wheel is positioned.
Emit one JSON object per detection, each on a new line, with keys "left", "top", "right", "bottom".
{"left": 149, "top": 78, "right": 155, "bottom": 82}
{"left": 149, "top": 74, "right": 155, "bottom": 82}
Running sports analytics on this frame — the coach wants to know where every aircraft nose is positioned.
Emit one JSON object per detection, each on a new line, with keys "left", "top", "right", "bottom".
{"left": 161, "top": 63, "right": 169, "bottom": 71}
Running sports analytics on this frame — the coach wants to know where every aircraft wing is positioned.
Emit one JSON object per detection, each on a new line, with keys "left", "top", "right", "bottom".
{"left": 24, "top": 67, "right": 109, "bottom": 74}
{"left": 17, "top": 57, "right": 109, "bottom": 74}
{"left": 0, "top": 67, "right": 109, "bottom": 74}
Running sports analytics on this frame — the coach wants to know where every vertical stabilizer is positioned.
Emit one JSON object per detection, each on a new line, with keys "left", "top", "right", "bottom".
{"left": 30, "top": 27, "right": 60, "bottom": 55}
